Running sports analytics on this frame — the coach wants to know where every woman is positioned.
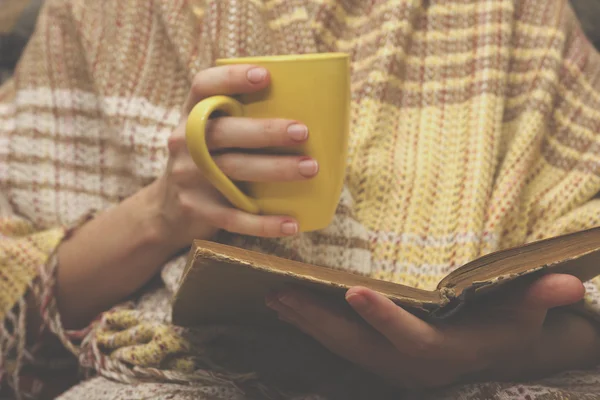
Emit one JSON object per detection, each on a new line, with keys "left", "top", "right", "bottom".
{"left": 1, "top": 0, "right": 600, "bottom": 398}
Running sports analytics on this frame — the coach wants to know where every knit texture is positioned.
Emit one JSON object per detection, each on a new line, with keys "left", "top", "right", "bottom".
{"left": 1, "top": 0, "right": 600, "bottom": 399}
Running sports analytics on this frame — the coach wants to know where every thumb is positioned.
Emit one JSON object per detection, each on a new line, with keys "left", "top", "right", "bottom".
{"left": 523, "top": 273, "right": 585, "bottom": 310}
{"left": 167, "top": 121, "right": 187, "bottom": 155}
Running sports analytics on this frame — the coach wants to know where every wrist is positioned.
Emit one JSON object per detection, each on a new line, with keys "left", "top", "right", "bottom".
{"left": 56, "top": 183, "right": 180, "bottom": 329}
{"left": 137, "top": 178, "right": 187, "bottom": 254}
{"left": 140, "top": 176, "right": 220, "bottom": 252}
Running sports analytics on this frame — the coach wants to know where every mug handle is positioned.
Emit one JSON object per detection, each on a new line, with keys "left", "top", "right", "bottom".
{"left": 185, "top": 95, "right": 260, "bottom": 214}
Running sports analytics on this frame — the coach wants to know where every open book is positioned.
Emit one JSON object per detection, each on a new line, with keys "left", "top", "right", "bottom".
{"left": 172, "top": 227, "right": 600, "bottom": 327}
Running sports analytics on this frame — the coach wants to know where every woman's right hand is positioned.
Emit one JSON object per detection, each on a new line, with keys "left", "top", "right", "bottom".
{"left": 146, "top": 64, "right": 318, "bottom": 253}
{"left": 56, "top": 64, "right": 317, "bottom": 328}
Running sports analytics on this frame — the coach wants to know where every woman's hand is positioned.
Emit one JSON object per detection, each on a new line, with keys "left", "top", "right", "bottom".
{"left": 56, "top": 64, "right": 315, "bottom": 329}
{"left": 147, "top": 64, "right": 317, "bottom": 252}
{"left": 266, "top": 274, "right": 600, "bottom": 388}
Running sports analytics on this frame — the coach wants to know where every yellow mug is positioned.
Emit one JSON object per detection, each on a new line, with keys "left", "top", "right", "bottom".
{"left": 185, "top": 53, "right": 351, "bottom": 232}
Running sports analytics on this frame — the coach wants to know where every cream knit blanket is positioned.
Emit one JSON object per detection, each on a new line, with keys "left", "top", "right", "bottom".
{"left": 1, "top": 0, "right": 600, "bottom": 399}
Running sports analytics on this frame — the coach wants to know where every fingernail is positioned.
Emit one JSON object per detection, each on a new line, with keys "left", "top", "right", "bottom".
{"left": 346, "top": 293, "right": 371, "bottom": 313}
{"left": 247, "top": 67, "right": 267, "bottom": 83}
{"left": 281, "top": 221, "right": 298, "bottom": 236}
{"left": 287, "top": 124, "right": 308, "bottom": 141}
{"left": 298, "top": 158, "right": 319, "bottom": 178}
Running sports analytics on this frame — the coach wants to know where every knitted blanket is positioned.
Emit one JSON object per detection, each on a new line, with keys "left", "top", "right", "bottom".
{"left": 2, "top": 0, "right": 600, "bottom": 398}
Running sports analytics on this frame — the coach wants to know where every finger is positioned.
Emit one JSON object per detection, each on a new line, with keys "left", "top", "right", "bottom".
{"left": 524, "top": 273, "right": 585, "bottom": 309}
{"left": 518, "top": 273, "right": 585, "bottom": 327}
{"left": 206, "top": 118, "right": 308, "bottom": 150}
{"left": 214, "top": 154, "right": 319, "bottom": 182}
{"left": 207, "top": 205, "right": 299, "bottom": 237}
{"left": 265, "top": 290, "right": 402, "bottom": 380}
{"left": 178, "top": 186, "right": 299, "bottom": 237}
{"left": 483, "top": 274, "right": 586, "bottom": 326}
{"left": 167, "top": 148, "right": 203, "bottom": 186}
{"left": 167, "top": 120, "right": 189, "bottom": 161}
{"left": 345, "top": 287, "right": 444, "bottom": 358}
{"left": 183, "top": 65, "right": 270, "bottom": 114}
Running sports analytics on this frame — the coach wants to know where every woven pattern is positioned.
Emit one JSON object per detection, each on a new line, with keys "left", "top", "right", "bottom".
{"left": 1, "top": 0, "right": 600, "bottom": 399}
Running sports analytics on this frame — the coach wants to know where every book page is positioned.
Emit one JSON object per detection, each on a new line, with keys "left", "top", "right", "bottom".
{"left": 437, "top": 227, "right": 600, "bottom": 295}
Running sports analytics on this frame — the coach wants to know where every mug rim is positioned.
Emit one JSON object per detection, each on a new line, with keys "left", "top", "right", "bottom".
{"left": 216, "top": 52, "right": 349, "bottom": 64}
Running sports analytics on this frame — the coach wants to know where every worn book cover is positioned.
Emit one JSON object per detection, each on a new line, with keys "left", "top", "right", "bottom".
{"left": 172, "top": 227, "right": 600, "bottom": 327}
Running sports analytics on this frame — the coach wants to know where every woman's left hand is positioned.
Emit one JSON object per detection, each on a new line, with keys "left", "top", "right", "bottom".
{"left": 266, "top": 274, "right": 600, "bottom": 388}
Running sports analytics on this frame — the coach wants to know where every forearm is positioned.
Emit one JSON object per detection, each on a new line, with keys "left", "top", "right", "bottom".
{"left": 55, "top": 184, "right": 176, "bottom": 329}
